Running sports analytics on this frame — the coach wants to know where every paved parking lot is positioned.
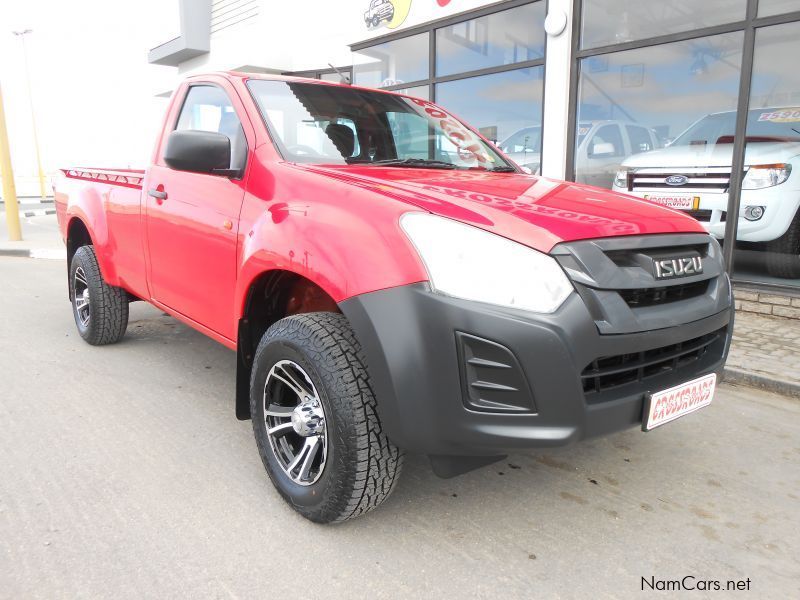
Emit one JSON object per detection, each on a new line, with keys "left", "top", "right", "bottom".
{"left": 1, "top": 255, "right": 799, "bottom": 599}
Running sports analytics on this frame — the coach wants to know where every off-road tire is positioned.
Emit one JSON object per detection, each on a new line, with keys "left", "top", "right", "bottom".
{"left": 70, "top": 245, "right": 129, "bottom": 345}
{"left": 250, "top": 312, "right": 404, "bottom": 523}
{"left": 765, "top": 207, "right": 800, "bottom": 279}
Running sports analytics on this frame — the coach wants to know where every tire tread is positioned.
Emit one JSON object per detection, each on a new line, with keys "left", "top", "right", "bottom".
{"left": 71, "top": 245, "right": 129, "bottom": 345}
{"left": 251, "top": 312, "right": 403, "bottom": 523}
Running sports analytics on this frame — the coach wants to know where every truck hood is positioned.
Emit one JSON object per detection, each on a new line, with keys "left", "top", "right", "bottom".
{"left": 294, "top": 164, "right": 704, "bottom": 253}
{"left": 622, "top": 142, "right": 800, "bottom": 169}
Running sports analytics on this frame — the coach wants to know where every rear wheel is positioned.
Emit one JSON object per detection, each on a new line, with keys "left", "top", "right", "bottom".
{"left": 250, "top": 312, "right": 403, "bottom": 523}
{"left": 70, "top": 245, "right": 129, "bottom": 345}
{"left": 765, "top": 207, "right": 800, "bottom": 278}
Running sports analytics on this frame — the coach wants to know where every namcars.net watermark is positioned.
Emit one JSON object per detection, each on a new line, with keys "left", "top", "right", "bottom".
{"left": 642, "top": 576, "right": 752, "bottom": 592}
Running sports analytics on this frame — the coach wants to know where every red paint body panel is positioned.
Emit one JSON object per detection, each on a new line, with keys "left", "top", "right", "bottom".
{"left": 55, "top": 71, "right": 704, "bottom": 348}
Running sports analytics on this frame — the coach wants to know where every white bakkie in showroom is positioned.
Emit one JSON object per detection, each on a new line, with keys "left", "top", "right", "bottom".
{"left": 612, "top": 107, "right": 800, "bottom": 277}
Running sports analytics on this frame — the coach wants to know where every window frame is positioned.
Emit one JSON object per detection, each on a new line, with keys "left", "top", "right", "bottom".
{"left": 171, "top": 82, "right": 250, "bottom": 176}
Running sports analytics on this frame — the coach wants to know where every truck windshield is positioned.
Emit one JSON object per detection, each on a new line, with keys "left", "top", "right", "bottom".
{"left": 247, "top": 79, "right": 514, "bottom": 170}
{"left": 671, "top": 107, "right": 800, "bottom": 147}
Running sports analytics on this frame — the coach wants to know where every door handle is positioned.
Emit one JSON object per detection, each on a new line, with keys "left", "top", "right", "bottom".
{"left": 148, "top": 188, "right": 167, "bottom": 200}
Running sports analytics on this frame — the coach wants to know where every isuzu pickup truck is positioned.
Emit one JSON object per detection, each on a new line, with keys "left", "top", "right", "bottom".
{"left": 55, "top": 72, "right": 733, "bottom": 523}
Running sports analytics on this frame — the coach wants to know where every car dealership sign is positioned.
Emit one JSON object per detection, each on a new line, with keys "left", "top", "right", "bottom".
{"left": 358, "top": 0, "right": 500, "bottom": 40}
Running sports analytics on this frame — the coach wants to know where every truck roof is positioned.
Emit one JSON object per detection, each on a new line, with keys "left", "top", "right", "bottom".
{"left": 186, "top": 70, "right": 411, "bottom": 98}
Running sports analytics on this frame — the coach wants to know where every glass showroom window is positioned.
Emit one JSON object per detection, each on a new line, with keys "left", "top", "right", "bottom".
{"left": 352, "top": 2, "right": 546, "bottom": 171}
{"left": 758, "top": 0, "right": 800, "bottom": 18}
{"left": 436, "top": 67, "right": 544, "bottom": 172}
{"left": 395, "top": 85, "right": 430, "bottom": 101}
{"left": 580, "top": 0, "right": 745, "bottom": 49}
{"left": 576, "top": 33, "right": 743, "bottom": 192}
{"left": 733, "top": 20, "right": 800, "bottom": 285}
{"left": 352, "top": 33, "right": 429, "bottom": 88}
{"left": 435, "top": 2, "right": 545, "bottom": 76}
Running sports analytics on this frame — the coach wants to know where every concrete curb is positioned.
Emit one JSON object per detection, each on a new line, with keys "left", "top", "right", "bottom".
{"left": 0, "top": 248, "right": 66, "bottom": 260}
{"left": 0, "top": 248, "right": 32, "bottom": 258}
{"left": 22, "top": 208, "right": 56, "bottom": 217}
{"left": 723, "top": 367, "right": 800, "bottom": 399}
{"left": 0, "top": 197, "right": 55, "bottom": 205}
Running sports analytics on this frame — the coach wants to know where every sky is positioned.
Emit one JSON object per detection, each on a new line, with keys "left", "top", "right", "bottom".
{"left": 0, "top": 0, "right": 181, "bottom": 192}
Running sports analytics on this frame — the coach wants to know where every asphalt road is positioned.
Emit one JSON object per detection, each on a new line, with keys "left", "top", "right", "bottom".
{"left": 1, "top": 256, "right": 799, "bottom": 599}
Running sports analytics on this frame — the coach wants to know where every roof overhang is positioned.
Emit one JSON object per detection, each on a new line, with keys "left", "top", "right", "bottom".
{"left": 148, "top": 0, "right": 212, "bottom": 67}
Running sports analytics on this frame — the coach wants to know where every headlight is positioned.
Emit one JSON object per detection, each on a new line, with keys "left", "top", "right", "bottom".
{"left": 741, "top": 163, "right": 791, "bottom": 189}
{"left": 614, "top": 170, "right": 628, "bottom": 188}
{"left": 400, "top": 213, "right": 573, "bottom": 313}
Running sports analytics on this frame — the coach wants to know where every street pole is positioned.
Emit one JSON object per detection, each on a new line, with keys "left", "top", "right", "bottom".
{"left": 13, "top": 29, "right": 47, "bottom": 200}
{"left": 0, "top": 83, "right": 23, "bottom": 241}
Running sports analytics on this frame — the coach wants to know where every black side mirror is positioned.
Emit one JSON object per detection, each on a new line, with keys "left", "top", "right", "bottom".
{"left": 164, "top": 130, "right": 237, "bottom": 176}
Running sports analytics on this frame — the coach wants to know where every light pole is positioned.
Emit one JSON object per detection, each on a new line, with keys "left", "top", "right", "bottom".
{"left": 13, "top": 29, "right": 47, "bottom": 200}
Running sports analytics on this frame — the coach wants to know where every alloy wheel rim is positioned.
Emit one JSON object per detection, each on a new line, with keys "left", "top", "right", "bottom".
{"left": 73, "top": 266, "right": 90, "bottom": 327}
{"left": 263, "top": 360, "right": 328, "bottom": 486}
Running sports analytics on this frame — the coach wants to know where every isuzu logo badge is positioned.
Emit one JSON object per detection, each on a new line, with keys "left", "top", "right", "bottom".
{"left": 653, "top": 256, "right": 703, "bottom": 280}
{"left": 665, "top": 175, "right": 689, "bottom": 186}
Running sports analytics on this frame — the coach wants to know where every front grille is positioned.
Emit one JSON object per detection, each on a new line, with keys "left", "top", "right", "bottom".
{"left": 628, "top": 168, "right": 731, "bottom": 192}
{"left": 581, "top": 328, "right": 724, "bottom": 395}
{"left": 619, "top": 279, "right": 710, "bottom": 308}
{"left": 552, "top": 233, "right": 729, "bottom": 335}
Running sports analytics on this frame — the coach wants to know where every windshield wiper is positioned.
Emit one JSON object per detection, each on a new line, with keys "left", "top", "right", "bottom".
{"left": 348, "top": 158, "right": 459, "bottom": 169}
{"left": 485, "top": 165, "right": 517, "bottom": 173}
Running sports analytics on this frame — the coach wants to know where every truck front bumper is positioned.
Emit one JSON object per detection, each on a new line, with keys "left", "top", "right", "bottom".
{"left": 612, "top": 185, "right": 800, "bottom": 242}
{"left": 340, "top": 283, "right": 733, "bottom": 462}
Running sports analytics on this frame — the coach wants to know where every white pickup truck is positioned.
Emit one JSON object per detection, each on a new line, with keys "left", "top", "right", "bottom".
{"left": 612, "top": 107, "right": 800, "bottom": 278}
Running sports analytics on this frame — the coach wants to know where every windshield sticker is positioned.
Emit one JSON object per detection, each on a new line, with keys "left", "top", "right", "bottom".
{"left": 406, "top": 97, "right": 495, "bottom": 164}
{"left": 758, "top": 108, "right": 800, "bottom": 123}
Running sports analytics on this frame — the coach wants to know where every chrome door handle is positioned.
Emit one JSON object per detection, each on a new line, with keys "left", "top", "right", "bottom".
{"left": 148, "top": 188, "right": 167, "bottom": 200}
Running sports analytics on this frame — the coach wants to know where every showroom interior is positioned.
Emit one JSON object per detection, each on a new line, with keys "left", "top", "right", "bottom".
{"left": 152, "top": 0, "right": 800, "bottom": 300}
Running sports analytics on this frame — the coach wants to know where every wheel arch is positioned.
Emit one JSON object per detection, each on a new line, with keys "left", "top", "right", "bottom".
{"left": 65, "top": 216, "right": 95, "bottom": 300}
{"left": 63, "top": 184, "right": 119, "bottom": 291}
{"left": 235, "top": 268, "right": 341, "bottom": 420}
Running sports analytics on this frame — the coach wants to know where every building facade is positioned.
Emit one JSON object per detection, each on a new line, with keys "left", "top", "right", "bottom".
{"left": 150, "top": 0, "right": 800, "bottom": 295}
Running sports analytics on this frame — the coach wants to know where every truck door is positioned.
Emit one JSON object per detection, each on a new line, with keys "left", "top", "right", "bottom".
{"left": 145, "top": 83, "right": 249, "bottom": 341}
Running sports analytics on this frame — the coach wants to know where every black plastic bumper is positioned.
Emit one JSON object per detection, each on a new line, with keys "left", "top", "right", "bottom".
{"left": 339, "top": 283, "right": 733, "bottom": 458}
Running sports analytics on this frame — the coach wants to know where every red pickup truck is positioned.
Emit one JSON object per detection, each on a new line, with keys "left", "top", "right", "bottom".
{"left": 55, "top": 72, "right": 733, "bottom": 523}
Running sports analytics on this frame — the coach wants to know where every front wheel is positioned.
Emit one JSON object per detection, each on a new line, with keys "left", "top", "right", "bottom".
{"left": 250, "top": 312, "right": 403, "bottom": 523}
{"left": 70, "top": 245, "right": 129, "bottom": 345}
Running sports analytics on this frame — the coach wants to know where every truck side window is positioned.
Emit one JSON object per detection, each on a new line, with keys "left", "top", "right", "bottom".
{"left": 626, "top": 125, "right": 654, "bottom": 154}
{"left": 175, "top": 85, "right": 247, "bottom": 172}
{"left": 588, "top": 124, "right": 624, "bottom": 157}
